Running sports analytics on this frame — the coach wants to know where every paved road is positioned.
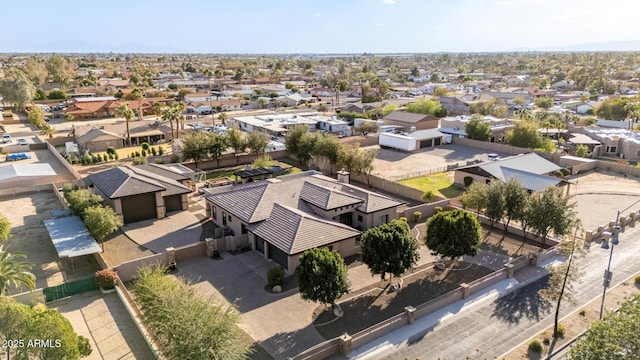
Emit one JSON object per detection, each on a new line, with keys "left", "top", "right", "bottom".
{"left": 350, "top": 225, "right": 640, "bottom": 359}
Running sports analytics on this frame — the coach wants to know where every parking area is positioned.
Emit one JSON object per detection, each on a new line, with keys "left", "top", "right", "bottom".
{"left": 366, "top": 144, "right": 510, "bottom": 179}
{"left": 570, "top": 170, "right": 640, "bottom": 231}
{"left": 0, "top": 191, "right": 98, "bottom": 293}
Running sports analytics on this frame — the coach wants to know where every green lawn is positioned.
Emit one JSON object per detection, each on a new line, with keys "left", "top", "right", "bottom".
{"left": 398, "top": 172, "right": 465, "bottom": 199}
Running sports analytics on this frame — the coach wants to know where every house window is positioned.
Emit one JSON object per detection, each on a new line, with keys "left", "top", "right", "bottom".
{"left": 357, "top": 215, "right": 363, "bottom": 222}
{"left": 606, "top": 146, "right": 617, "bottom": 153}
{"left": 380, "top": 214, "right": 389, "bottom": 224}
{"left": 355, "top": 235, "right": 361, "bottom": 247}
{"left": 241, "top": 224, "right": 247, "bottom": 234}
{"left": 212, "top": 206, "right": 217, "bottom": 220}
{"left": 222, "top": 212, "right": 227, "bottom": 226}
{"left": 228, "top": 215, "right": 232, "bottom": 223}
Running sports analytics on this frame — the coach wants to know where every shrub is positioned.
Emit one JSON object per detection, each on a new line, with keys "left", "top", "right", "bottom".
{"left": 114, "top": 153, "right": 119, "bottom": 160}
{"left": 267, "top": 266, "right": 285, "bottom": 287}
{"left": 434, "top": 206, "right": 443, "bottom": 214}
{"left": 579, "top": 309, "right": 586, "bottom": 316}
{"left": 95, "top": 268, "right": 118, "bottom": 290}
{"left": 158, "top": 146, "right": 164, "bottom": 155}
{"left": 141, "top": 142, "right": 150, "bottom": 151}
{"left": 106, "top": 146, "right": 117, "bottom": 156}
{"left": 77, "top": 336, "right": 92, "bottom": 357}
{"left": 133, "top": 156, "right": 147, "bottom": 165}
{"left": 413, "top": 211, "right": 422, "bottom": 222}
{"left": 154, "top": 158, "right": 165, "bottom": 164}
{"left": 135, "top": 151, "right": 141, "bottom": 157}
{"left": 560, "top": 168, "right": 571, "bottom": 176}
{"left": 421, "top": 190, "right": 435, "bottom": 203}
{"left": 553, "top": 170, "right": 564, "bottom": 178}
{"left": 83, "top": 154, "right": 92, "bottom": 164}
{"left": 528, "top": 339, "right": 543, "bottom": 353}
{"left": 463, "top": 176, "right": 473, "bottom": 187}
{"left": 554, "top": 323, "right": 566, "bottom": 338}
{"left": 170, "top": 154, "right": 180, "bottom": 163}
{"left": 151, "top": 147, "right": 157, "bottom": 156}
{"left": 399, "top": 216, "right": 407, "bottom": 222}
{"left": 141, "top": 149, "right": 147, "bottom": 157}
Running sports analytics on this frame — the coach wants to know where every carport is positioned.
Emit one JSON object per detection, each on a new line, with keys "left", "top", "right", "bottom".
{"left": 43, "top": 216, "right": 102, "bottom": 273}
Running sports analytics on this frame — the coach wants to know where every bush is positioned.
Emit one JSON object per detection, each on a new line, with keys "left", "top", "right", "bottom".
{"left": 133, "top": 156, "right": 147, "bottom": 165}
{"left": 170, "top": 154, "right": 180, "bottom": 163}
{"left": 421, "top": 190, "right": 435, "bottom": 203}
{"left": 135, "top": 151, "right": 141, "bottom": 157}
{"left": 434, "top": 206, "right": 443, "bottom": 214}
{"left": 95, "top": 268, "right": 118, "bottom": 290}
{"left": 528, "top": 339, "right": 543, "bottom": 353}
{"left": 114, "top": 153, "right": 119, "bottom": 160}
{"left": 141, "top": 149, "right": 147, "bottom": 157}
{"left": 141, "top": 142, "right": 150, "bottom": 151}
{"left": 636, "top": 275, "right": 640, "bottom": 285}
{"left": 106, "top": 146, "right": 117, "bottom": 156}
{"left": 151, "top": 147, "right": 157, "bottom": 156}
{"left": 560, "top": 168, "right": 571, "bottom": 176}
{"left": 553, "top": 170, "right": 564, "bottom": 178}
{"left": 154, "top": 158, "right": 165, "bottom": 164}
{"left": 579, "top": 309, "right": 586, "bottom": 316}
{"left": 267, "top": 266, "right": 285, "bottom": 287}
{"left": 413, "top": 211, "right": 422, "bottom": 222}
{"left": 554, "top": 323, "right": 566, "bottom": 338}
{"left": 158, "top": 146, "right": 164, "bottom": 155}
{"left": 399, "top": 216, "right": 407, "bottom": 222}
{"left": 463, "top": 176, "right": 473, "bottom": 187}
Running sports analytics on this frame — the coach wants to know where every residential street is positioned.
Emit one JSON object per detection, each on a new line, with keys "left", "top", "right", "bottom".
{"left": 349, "top": 224, "right": 640, "bottom": 359}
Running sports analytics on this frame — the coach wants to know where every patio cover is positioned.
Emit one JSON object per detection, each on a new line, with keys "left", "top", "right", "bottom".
{"left": 43, "top": 216, "right": 102, "bottom": 258}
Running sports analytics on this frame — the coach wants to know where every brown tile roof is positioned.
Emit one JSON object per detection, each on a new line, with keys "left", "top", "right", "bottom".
{"left": 384, "top": 111, "right": 436, "bottom": 124}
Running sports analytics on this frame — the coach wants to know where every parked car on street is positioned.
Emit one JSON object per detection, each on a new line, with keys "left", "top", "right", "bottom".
{"left": 6, "top": 153, "right": 31, "bottom": 161}
{"left": 1, "top": 134, "right": 11, "bottom": 143}
{"left": 16, "top": 138, "right": 28, "bottom": 146}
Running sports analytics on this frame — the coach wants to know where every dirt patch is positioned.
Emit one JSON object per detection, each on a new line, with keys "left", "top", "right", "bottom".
{"left": 502, "top": 274, "right": 640, "bottom": 359}
{"left": 0, "top": 192, "right": 99, "bottom": 292}
{"left": 101, "top": 229, "right": 155, "bottom": 267}
{"left": 313, "top": 262, "right": 493, "bottom": 340}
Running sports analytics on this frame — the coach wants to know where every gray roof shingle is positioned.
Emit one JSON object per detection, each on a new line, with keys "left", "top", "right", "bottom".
{"left": 299, "top": 181, "right": 363, "bottom": 210}
{"left": 86, "top": 165, "right": 191, "bottom": 199}
{"left": 249, "top": 204, "right": 361, "bottom": 255}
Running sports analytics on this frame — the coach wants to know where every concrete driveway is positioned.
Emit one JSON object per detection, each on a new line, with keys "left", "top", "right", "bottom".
{"left": 122, "top": 211, "right": 203, "bottom": 253}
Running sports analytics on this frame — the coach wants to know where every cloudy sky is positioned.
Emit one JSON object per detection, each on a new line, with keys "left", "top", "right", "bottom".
{"left": 3, "top": 0, "right": 639, "bottom": 53}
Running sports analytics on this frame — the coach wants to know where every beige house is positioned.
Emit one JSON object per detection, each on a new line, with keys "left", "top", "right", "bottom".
{"left": 205, "top": 171, "right": 403, "bottom": 272}
{"left": 383, "top": 111, "right": 438, "bottom": 131}
{"left": 74, "top": 121, "right": 172, "bottom": 151}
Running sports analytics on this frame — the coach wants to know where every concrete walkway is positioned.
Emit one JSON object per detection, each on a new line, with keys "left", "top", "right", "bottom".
{"left": 52, "top": 291, "right": 154, "bottom": 360}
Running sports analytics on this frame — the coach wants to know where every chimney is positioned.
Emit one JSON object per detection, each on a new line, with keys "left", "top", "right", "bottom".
{"left": 337, "top": 170, "right": 350, "bottom": 184}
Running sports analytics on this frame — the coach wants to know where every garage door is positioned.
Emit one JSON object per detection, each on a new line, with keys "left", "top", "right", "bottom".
{"left": 121, "top": 193, "right": 157, "bottom": 224}
{"left": 419, "top": 139, "right": 433, "bottom": 148}
{"left": 434, "top": 138, "right": 441, "bottom": 146}
{"left": 164, "top": 194, "right": 182, "bottom": 213}
{"left": 255, "top": 236, "right": 265, "bottom": 254}
{"left": 268, "top": 244, "right": 289, "bottom": 271}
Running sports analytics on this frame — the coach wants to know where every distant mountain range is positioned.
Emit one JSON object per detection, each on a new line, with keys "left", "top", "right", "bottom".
{"left": 1, "top": 39, "right": 640, "bottom": 54}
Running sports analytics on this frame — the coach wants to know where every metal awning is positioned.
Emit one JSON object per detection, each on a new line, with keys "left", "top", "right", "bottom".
{"left": 43, "top": 216, "right": 102, "bottom": 259}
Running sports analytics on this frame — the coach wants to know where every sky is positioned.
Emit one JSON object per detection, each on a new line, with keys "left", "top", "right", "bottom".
{"left": 3, "top": 0, "right": 640, "bottom": 53}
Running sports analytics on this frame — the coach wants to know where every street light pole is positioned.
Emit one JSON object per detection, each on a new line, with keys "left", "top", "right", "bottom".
{"left": 599, "top": 198, "right": 640, "bottom": 320}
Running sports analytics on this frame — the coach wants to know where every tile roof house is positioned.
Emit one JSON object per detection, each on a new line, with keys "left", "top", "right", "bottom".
{"left": 73, "top": 121, "right": 172, "bottom": 151}
{"left": 454, "top": 153, "right": 568, "bottom": 192}
{"left": 85, "top": 164, "right": 193, "bottom": 224}
{"left": 205, "top": 171, "right": 403, "bottom": 272}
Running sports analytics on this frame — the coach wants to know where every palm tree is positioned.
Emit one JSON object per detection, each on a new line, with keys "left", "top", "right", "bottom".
{"left": 40, "top": 124, "right": 55, "bottom": 139}
{"left": 174, "top": 101, "right": 186, "bottom": 138}
{"left": 0, "top": 245, "right": 36, "bottom": 295}
{"left": 152, "top": 102, "right": 163, "bottom": 121}
{"left": 218, "top": 111, "right": 228, "bottom": 125}
{"left": 118, "top": 103, "right": 135, "bottom": 146}
{"left": 161, "top": 106, "right": 177, "bottom": 140}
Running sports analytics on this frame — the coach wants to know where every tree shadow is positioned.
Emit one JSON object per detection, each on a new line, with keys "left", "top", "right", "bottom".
{"left": 491, "top": 277, "right": 551, "bottom": 325}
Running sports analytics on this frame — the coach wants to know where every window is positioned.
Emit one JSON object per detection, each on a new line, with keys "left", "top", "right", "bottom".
{"left": 355, "top": 235, "right": 361, "bottom": 247}
{"left": 606, "top": 146, "right": 617, "bottom": 153}
{"left": 357, "top": 215, "right": 363, "bottom": 222}
{"left": 380, "top": 214, "right": 389, "bottom": 225}
{"left": 228, "top": 215, "right": 232, "bottom": 223}
{"left": 241, "top": 224, "right": 247, "bottom": 234}
{"left": 222, "top": 212, "right": 227, "bottom": 226}
{"left": 212, "top": 206, "right": 217, "bottom": 220}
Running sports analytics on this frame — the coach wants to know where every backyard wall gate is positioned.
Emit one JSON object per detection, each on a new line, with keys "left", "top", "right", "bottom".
{"left": 43, "top": 276, "right": 98, "bottom": 303}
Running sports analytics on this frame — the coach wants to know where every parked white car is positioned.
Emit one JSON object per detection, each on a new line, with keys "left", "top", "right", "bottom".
{"left": 16, "top": 138, "right": 28, "bottom": 146}
{"left": 2, "top": 134, "right": 11, "bottom": 143}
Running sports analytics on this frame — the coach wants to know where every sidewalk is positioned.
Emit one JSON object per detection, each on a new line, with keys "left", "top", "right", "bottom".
{"left": 342, "top": 256, "right": 561, "bottom": 360}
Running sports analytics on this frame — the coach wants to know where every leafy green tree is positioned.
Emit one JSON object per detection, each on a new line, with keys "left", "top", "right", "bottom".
{"left": 47, "top": 89, "right": 67, "bottom": 100}
{"left": 360, "top": 220, "right": 420, "bottom": 284}
{"left": 470, "top": 99, "right": 507, "bottom": 118}
{"left": 354, "top": 121, "right": 379, "bottom": 138}
{"left": 575, "top": 144, "right": 589, "bottom": 157}
{"left": 46, "top": 54, "right": 74, "bottom": 89}
{"left": 506, "top": 120, "right": 542, "bottom": 149}
{"left": 132, "top": 266, "right": 250, "bottom": 360}
{"left": 82, "top": 205, "right": 122, "bottom": 250}
{"left": 424, "top": 209, "right": 483, "bottom": 262}
{"left": 311, "top": 132, "right": 341, "bottom": 172}
{"left": 295, "top": 248, "right": 350, "bottom": 310}
{"left": 502, "top": 178, "right": 529, "bottom": 234}
{"left": 252, "top": 154, "right": 273, "bottom": 168}
{"left": 337, "top": 142, "right": 377, "bottom": 186}
{"left": 381, "top": 104, "right": 398, "bottom": 116}
{"left": 432, "top": 87, "right": 450, "bottom": 97}
{"left": 526, "top": 186, "right": 576, "bottom": 245}
{"left": 596, "top": 97, "right": 632, "bottom": 120}
{"left": 208, "top": 132, "right": 228, "bottom": 168}
{"left": 40, "top": 124, "right": 55, "bottom": 138}
{"left": 0, "top": 245, "right": 36, "bottom": 295}
{"left": 534, "top": 97, "right": 553, "bottom": 110}
{"left": 28, "top": 106, "right": 46, "bottom": 129}
{"left": 63, "top": 188, "right": 103, "bottom": 217}
{"left": 405, "top": 100, "right": 444, "bottom": 116}
{"left": 285, "top": 125, "right": 317, "bottom": 166}
{"left": 152, "top": 101, "right": 164, "bottom": 120}
{"left": 464, "top": 116, "right": 491, "bottom": 141}
{"left": 0, "top": 297, "right": 92, "bottom": 359}
{"left": 246, "top": 130, "right": 270, "bottom": 155}
{"left": 0, "top": 215, "right": 10, "bottom": 242}
{"left": 118, "top": 103, "right": 135, "bottom": 146}
{"left": 485, "top": 181, "right": 505, "bottom": 228}
{"left": 0, "top": 68, "right": 36, "bottom": 111}
{"left": 23, "top": 58, "right": 48, "bottom": 87}
{"left": 568, "top": 293, "right": 640, "bottom": 359}
{"left": 226, "top": 126, "right": 247, "bottom": 164}
{"left": 460, "top": 182, "right": 489, "bottom": 215}
{"left": 181, "top": 131, "right": 212, "bottom": 170}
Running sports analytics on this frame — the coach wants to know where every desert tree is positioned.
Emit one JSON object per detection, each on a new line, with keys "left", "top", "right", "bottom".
{"left": 295, "top": 248, "right": 349, "bottom": 311}
{"left": 424, "top": 209, "right": 483, "bottom": 263}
